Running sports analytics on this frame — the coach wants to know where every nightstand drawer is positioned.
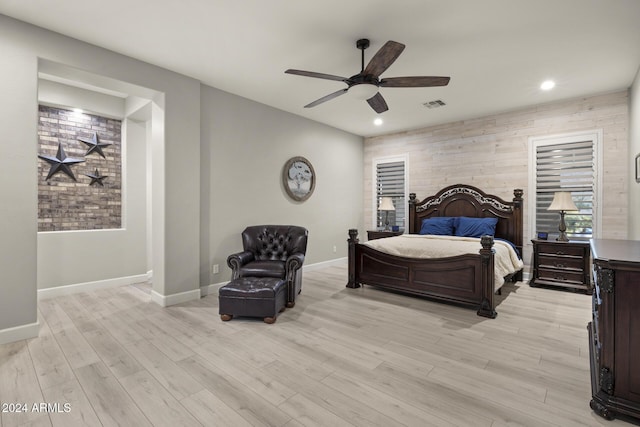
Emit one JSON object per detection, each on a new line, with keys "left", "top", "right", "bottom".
{"left": 538, "top": 254, "right": 585, "bottom": 270}
{"left": 536, "top": 243, "right": 585, "bottom": 257}
{"left": 538, "top": 267, "right": 584, "bottom": 284}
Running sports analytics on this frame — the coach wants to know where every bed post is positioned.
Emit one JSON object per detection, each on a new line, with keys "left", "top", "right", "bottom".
{"left": 478, "top": 235, "right": 497, "bottom": 318}
{"left": 346, "top": 229, "right": 360, "bottom": 288}
{"left": 512, "top": 188, "right": 524, "bottom": 282}
{"left": 408, "top": 193, "right": 417, "bottom": 233}
{"left": 512, "top": 188, "right": 524, "bottom": 247}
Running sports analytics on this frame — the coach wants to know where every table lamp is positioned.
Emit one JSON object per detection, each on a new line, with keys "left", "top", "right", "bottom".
{"left": 547, "top": 191, "right": 578, "bottom": 242}
{"left": 379, "top": 197, "right": 395, "bottom": 231}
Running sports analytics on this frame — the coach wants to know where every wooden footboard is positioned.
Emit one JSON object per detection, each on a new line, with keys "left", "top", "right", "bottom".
{"left": 347, "top": 229, "right": 497, "bottom": 318}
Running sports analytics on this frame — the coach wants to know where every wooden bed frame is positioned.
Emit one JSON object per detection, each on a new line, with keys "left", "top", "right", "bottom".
{"left": 347, "top": 184, "right": 523, "bottom": 318}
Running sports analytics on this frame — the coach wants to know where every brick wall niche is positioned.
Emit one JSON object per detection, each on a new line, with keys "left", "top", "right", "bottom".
{"left": 38, "top": 105, "right": 122, "bottom": 231}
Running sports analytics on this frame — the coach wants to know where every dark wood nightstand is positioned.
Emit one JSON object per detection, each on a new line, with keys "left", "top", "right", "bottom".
{"left": 530, "top": 239, "right": 591, "bottom": 293}
{"left": 367, "top": 230, "right": 403, "bottom": 240}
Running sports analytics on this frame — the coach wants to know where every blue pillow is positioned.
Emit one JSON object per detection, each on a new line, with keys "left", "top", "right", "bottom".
{"left": 420, "top": 217, "right": 455, "bottom": 235}
{"left": 454, "top": 217, "right": 498, "bottom": 238}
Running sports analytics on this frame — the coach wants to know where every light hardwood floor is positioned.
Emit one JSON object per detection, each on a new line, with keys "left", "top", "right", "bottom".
{"left": 0, "top": 264, "right": 636, "bottom": 427}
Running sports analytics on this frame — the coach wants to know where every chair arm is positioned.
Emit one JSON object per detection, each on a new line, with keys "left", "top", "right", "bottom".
{"left": 285, "top": 253, "right": 305, "bottom": 305}
{"left": 285, "top": 253, "right": 305, "bottom": 273}
{"left": 227, "top": 251, "right": 254, "bottom": 279}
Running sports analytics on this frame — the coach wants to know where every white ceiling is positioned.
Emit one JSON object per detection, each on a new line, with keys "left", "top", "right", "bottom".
{"left": 2, "top": 0, "right": 640, "bottom": 137}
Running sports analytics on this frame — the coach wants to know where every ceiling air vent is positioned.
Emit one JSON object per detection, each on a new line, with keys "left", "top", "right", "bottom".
{"left": 423, "top": 99, "right": 446, "bottom": 109}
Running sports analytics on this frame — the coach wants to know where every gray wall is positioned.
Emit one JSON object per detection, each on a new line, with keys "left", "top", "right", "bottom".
{"left": 0, "top": 14, "right": 364, "bottom": 342}
{"left": 0, "top": 14, "right": 200, "bottom": 339}
{"left": 36, "top": 82, "right": 148, "bottom": 289}
{"left": 0, "top": 17, "right": 39, "bottom": 336}
{"left": 200, "top": 85, "right": 364, "bottom": 286}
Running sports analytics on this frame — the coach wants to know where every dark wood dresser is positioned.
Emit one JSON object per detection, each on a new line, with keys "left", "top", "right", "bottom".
{"left": 589, "top": 239, "right": 640, "bottom": 421}
{"left": 530, "top": 239, "right": 591, "bottom": 293}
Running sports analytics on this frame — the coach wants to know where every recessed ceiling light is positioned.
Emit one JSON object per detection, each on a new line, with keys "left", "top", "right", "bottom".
{"left": 373, "top": 118, "right": 383, "bottom": 126}
{"left": 540, "top": 80, "right": 555, "bottom": 91}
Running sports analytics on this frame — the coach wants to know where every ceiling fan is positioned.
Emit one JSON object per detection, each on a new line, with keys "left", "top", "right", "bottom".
{"left": 285, "top": 39, "right": 450, "bottom": 114}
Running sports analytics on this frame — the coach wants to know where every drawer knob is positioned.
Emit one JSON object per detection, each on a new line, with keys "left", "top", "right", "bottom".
{"left": 555, "top": 263, "right": 565, "bottom": 268}
{"left": 553, "top": 275, "right": 566, "bottom": 281}
{"left": 555, "top": 250, "right": 566, "bottom": 255}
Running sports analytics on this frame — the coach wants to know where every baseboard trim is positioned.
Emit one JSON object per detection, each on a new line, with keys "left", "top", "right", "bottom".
{"left": 38, "top": 273, "right": 150, "bottom": 300}
{"left": 201, "top": 282, "right": 226, "bottom": 297}
{"left": 0, "top": 321, "right": 40, "bottom": 345}
{"left": 303, "top": 257, "right": 347, "bottom": 272}
{"left": 151, "top": 288, "right": 201, "bottom": 307}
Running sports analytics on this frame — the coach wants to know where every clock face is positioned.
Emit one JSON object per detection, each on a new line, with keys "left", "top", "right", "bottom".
{"left": 283, "top": 156, "right": 315, "bottom": 201}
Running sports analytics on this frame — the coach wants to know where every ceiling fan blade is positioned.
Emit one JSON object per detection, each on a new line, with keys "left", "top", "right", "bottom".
{"left": 304, "top": 88, "right": 349, "bottom": 108}
{"left": 380, "top": 76, "right": 450, "bottom": 87}
{"left": 366, "top": 92, "right": 389, "bottom": 114}
{"left": 362, "top": 41, "right": 405, "bottom": 77}
{"left": 285, "top": 69, "right": 348, "bottom": 82}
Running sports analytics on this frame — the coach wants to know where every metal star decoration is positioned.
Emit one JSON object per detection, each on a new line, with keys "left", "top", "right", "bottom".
{"left": 78, "top": 132, "right": 111, "bottom": 158}
{"left": 38, "top": 143, "right": 85, "bottom": 181}
{"left": 84, "top": 168, "right": 108, "bottom": 186}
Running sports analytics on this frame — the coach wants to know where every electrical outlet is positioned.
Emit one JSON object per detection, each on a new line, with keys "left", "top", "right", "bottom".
{"left": 332, "top": 245, "right": 337, "bottom": 253}
{"left": 212, "top": 264, "right": 219, "bottom": 274}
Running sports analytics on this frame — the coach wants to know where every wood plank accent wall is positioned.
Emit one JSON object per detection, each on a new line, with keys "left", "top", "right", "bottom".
{"left": 364, "top": 91, "right": 629, "bottom": 270}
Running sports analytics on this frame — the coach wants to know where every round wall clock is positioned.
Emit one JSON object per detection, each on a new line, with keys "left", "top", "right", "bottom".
{"left": 283, "top": 156, "right": 315, "bottom": 201}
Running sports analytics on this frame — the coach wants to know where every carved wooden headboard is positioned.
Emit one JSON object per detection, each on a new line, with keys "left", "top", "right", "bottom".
{"left": 408, "top": 184, "right": 524, "bottom": 253}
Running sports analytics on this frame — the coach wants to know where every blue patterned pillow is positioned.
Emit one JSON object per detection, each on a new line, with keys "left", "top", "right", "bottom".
{"left": 454, "top": 217, "right": 498, "bottom": 238}
{"left": 419, "top": 217, "right": 455, "bottom": 235}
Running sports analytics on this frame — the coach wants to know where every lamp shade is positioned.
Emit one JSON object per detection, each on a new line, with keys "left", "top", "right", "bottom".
{"left": 379, "top": 197, "right": 395, "bottom": 211}
{"left": 547, "top": 192, "right": 578, "bottom": 212}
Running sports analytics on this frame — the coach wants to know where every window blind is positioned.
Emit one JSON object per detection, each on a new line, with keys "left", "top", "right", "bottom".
{"left": 376, "top": 161, "right": 405, "bottom": 228}
{"left": 535, "top": 140, "right": 594, "bottom": 239}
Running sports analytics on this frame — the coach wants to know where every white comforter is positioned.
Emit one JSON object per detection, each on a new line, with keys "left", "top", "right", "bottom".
{"left": 363, "top": 234, "right": 523, "bottom": 288}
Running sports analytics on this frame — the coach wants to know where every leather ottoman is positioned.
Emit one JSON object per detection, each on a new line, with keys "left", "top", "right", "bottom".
{"left": 218, "top": 277, "right": 286, "bottom": 324}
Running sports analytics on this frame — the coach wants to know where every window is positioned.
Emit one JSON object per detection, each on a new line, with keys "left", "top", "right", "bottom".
{"left": 374, "top": 156, "right": 408, "bottom": 230}
{"left": 529, "top": 131, "right": 602, "bottom": 240}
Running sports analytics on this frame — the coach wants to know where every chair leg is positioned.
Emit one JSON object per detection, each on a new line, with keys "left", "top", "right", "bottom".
{"left": 220, "top": 314, "right": 233, "bottom": 321}
{"left": 286, "top": 301, "right": 295, "bottom": 308}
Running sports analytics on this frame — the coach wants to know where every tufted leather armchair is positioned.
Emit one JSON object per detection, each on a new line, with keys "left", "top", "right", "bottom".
{"left": 227, "top": 225, "right": 308, "bottom": 307}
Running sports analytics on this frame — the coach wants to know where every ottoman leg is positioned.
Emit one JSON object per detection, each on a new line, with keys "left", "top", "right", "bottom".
{"left": 220, "top": 314, "right": 233, "bottom": 321}
{"left": 263, "top": 316, "right": 276, "bottom": 324}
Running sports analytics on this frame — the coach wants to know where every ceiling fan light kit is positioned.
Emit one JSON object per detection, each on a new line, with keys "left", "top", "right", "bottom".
{"left": 285, "top": 38, "right": 450, "bottom": 114}
{"left": 349, "top": 83, "right": 378, "bottom": 100}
